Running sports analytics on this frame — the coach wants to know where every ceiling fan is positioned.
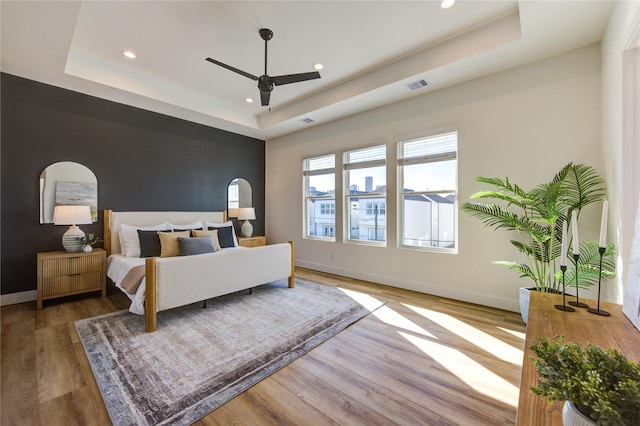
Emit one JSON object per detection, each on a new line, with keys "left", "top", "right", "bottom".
{"left": 205, "top": 28, "right": 321, "bottom": 107}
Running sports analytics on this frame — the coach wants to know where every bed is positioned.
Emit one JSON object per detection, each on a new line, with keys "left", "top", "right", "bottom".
{"left": 104, "top": 210, "right": 294, "bottom": 332}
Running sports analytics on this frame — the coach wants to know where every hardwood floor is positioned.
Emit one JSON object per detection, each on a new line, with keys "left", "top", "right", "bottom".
{"left": 2, "top": 268, "right": 525, "bottom": 425}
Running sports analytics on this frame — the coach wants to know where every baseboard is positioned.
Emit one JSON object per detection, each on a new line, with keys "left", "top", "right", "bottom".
{"left": 295, "top": 260, "right": 520, "bottom": 313}
{"left": 2, "top": 264, "right": 520, "bottom": 312}
{"left": 0, "top": 290, "right": 36, "bottom": 306}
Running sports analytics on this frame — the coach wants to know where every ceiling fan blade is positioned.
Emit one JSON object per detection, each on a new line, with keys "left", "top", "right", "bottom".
{"left": 205, "top": 57, "right": 258, "bottom": 81}
{"left": 273, "top": 71, "right": 321, "bottom": 86}
{"left": 260, "top": 90, "right": 271, "bottom": 106}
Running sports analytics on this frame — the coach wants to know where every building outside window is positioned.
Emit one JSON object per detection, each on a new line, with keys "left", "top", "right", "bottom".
{"left": 303, "top": 154, "right": 335, "bottom": 240}
{"left": 398, "top": 131, "right": 457, "bottom": 250}
{"left": 344, "top": 145, "right": 386, "bottom": 244}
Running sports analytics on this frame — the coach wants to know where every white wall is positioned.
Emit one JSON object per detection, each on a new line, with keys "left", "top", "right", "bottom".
{"left": 266, "top": 45, "right": 603, "bottom": 313}
{"left": 601, "top": 0, "right": 640, "bottom": 303}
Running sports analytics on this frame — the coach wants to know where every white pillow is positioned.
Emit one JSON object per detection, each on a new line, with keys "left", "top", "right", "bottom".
{"left": 167, "top": 221, "right": 203, "bottom": 231}
{"left": 120, "top": 223, "right": 168, "bottom": 257}
{"left": 204, "top": 220, "right": 239, "bottom": 247}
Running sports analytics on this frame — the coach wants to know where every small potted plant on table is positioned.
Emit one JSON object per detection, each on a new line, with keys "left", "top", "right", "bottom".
{"left": 528, "top": 335, "right": 640, "bottom": 426}
{"left": 78, "top": 233, "right": 100, "bottom": 253}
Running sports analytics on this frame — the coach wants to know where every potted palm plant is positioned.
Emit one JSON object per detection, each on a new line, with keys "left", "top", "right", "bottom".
{"left": 529, "top": 335, "right": 640, "bottom": 426}
{"left": 462, "top": 163, "right": 615, "bottom": 323}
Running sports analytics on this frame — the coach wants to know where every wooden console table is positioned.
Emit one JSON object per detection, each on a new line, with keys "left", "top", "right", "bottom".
{"left": 516, "top": 292, "right": 640, "bottom": 425}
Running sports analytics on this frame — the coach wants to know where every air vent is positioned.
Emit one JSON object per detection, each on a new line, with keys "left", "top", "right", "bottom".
{"left": 298, "top": 117, "right": 314, "bottom": 124}
{"left": 406, "top": 79, "right": 429, "bottom": 91}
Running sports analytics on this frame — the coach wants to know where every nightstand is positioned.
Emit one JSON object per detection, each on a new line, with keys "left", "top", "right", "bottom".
{"left": 237, "top": 236, "right": 266, "bottom": 247}
{"left": 37, "top": 249, "right": 106, "bottom": 309}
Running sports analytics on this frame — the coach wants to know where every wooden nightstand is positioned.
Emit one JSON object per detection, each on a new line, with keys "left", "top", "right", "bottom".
{"left": 237, "top": 236, "right": 266, "bottom": 247}
{"left": 37, "top": 249, "right": 106, "bottom": 309}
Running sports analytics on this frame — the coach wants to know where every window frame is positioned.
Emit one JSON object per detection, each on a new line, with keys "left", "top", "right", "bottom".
{"left": 397, "top": 131, "right": 458, "bottom": 253}
{"left": 303, "top": 154, "right": 336, "bottom": 241}
{"left": 343, "top": 144, "right": 387, "bottom": 246}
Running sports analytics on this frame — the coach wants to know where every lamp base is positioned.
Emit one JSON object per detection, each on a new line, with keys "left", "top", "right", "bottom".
{"left": 241, "top": 220, "right": 253, "bottom": 238}
{"left": 62, "top": 225, "right": 85, "bottom": 252}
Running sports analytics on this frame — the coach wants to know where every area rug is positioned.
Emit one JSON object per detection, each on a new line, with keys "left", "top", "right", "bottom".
{"left": 75, "top": 278, "right": 384, "bottom": 426}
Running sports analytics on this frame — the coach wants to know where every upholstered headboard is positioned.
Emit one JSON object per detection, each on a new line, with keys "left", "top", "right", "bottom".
{"left": 103, "top": 210, "right": 227, "bottom": 256}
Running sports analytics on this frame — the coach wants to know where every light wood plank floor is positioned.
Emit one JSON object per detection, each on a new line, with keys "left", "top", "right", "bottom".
{"left": 2, "top": 268, "right": 526, "bottom": 425}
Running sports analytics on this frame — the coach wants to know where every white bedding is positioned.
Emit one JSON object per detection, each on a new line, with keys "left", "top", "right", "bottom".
{"left": 107, "top": 254, "right": 147, "bottom": 314}
{"left": 107, "top": 248, "right": 247, "bottom": 315}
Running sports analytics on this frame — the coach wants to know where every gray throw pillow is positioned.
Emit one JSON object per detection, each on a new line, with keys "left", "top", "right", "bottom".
{"left": 177, "top": 236, "right": 216, "bottom": 256}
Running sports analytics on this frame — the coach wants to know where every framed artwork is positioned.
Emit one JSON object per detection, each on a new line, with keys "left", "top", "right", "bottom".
{"left": 55, "top": 180, "right": 98, "bottom": 222}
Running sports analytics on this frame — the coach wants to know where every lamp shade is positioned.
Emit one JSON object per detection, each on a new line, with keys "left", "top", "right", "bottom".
{"left": 53, "top": 205, "right": 92, "bottom": 225}
{"left": 53, "top": 205, "right": 92, "bottom": 252}
{"left": 238, "top": 207, "right": 256, "bottom": 221}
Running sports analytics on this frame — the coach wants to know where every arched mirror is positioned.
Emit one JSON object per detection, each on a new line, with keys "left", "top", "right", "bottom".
{"left": 227, "top": 178, "right": 252, "bottom": 217}
{"left": 40, "top": 161, "right": 98, "bottom": 224}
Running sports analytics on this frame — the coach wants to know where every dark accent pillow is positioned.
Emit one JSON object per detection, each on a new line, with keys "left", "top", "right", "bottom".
{"left": 208, "top": 225, "right": 235, "bottom": 248}
{"left": 138, "top": 230, "right": 171, "bottom": 258}
{"left": 178, "top": 236, "right": 216, "bottom": 256}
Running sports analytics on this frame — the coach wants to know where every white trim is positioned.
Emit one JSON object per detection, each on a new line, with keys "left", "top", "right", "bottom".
{"left": 1, "top": 290, "right": 37, "bottom": 306}
{"left": 622, "top": 7, "right": 640, "bottom": 329}
{"left": 295, "top": 260, "right": 520, "bottom": 313}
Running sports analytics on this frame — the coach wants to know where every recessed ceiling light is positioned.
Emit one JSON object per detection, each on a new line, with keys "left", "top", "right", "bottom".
{"left": 441, "top": 0, "right": 455, "bottom": 9}
{"left": 245, "top": 98, "right": 254, "bottom": 103}
{"left": 122, "top": 50, "right": 136, "bottom": 59}
{"left": 314, "top": 63, "right": 323, "bottom": 71}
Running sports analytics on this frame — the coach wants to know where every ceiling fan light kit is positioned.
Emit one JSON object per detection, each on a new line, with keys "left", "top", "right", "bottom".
{"left": 205, "top": 28, "right": 321, "bottom": 106}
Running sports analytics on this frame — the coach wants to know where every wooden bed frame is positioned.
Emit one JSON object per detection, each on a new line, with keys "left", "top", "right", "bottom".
{"left": 103, "top": 210, "right": 295, "bottom": 332}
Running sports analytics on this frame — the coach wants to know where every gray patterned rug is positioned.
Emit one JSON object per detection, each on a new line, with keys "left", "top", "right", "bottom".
{"left": 75, "top": 278, "right": 384, "bottom": 426}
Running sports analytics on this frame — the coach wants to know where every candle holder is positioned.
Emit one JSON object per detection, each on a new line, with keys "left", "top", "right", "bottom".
{"left": 554, "top": 265, "right": 575, "bottom": 312}
{"left": 568, "top": 253, "right": 589, "bottom": 308}
{"left": 587, "top": 246, "right": 611, "bottom": 316}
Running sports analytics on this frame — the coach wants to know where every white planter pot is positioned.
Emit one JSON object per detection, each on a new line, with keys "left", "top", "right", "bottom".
{"left": 562, "top": 401, "right": 597, "bottom": 425}
{"left": 519, "top": 287, "right": 532, "bottom": 325}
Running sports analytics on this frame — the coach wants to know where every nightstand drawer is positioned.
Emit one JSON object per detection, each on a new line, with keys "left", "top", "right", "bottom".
{"left": 238, "top": 236, "right": 266, "bottom": 247}
{"left": 41, "top": 255, "right": 103, "bottom": 277}
{"left": 41, "top": 271, "right": 104, "bottom": 297}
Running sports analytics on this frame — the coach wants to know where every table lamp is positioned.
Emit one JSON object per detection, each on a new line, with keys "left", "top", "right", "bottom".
{"left": 238, "top": 207, "right": 256, "bottom": 238}
{"left": 53, "top": 205, "right": 92, "bottom": 252}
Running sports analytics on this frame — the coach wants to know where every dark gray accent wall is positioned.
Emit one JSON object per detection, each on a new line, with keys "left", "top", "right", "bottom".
{"left": 1, "top": 73, "right": 266, "bottom": 295}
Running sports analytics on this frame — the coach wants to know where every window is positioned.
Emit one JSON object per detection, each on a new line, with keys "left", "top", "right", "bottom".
{"left": 344, "top": 145, "right": 386, "bottom": 244}
{"left": 227, "top": 180, "right": 239, "bottom": 209}
{"left": 320, "top": 203, "right": 335, "bottom": 215}
{"left": 303, "top": 154, "right": 335, "bottom": 240}
{"left": 398, "top": 131, "right": 457, "bottom": 250}
{"left": 366, "top": 202, "right": 386, "bottom": 215}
